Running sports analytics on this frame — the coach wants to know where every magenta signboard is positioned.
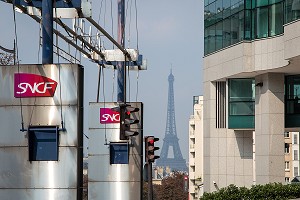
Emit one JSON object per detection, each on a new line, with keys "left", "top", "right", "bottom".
{"left": 100, "top": 108, "right": 120, "bottom": 124}
{"left": 14, "top": 73, "right": 58, "bottom": 98}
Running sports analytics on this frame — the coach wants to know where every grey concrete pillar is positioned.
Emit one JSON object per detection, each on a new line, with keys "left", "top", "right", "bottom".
{"left": 255, "top": 73, "right": 285, "bottom": 184}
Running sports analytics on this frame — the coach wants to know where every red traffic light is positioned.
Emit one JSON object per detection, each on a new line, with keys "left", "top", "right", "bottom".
{"left": 149, "top": 139, "right": 154, "bottom": 145}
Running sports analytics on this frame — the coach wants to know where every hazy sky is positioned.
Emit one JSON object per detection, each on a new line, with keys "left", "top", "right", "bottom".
{"left": 0, "top": 0, "right": 204, "bottom": 160}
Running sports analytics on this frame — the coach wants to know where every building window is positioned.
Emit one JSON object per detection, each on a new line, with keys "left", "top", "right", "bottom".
{"left": 193, "top": 96, "right": 199, "bottom": 106}
{"left": 285, "top": 161, "right": 290, "bottom": 171}
{"left": 285, "top": 177, "right": 290, "bottom": 182}
{"left": 228, "top": 79, "right": 255, "bottom": 128}
{"left": 294, "top": 133, "right": 298, "bottom": 144}
{"left": 216, "top": 81, "right": 226, "bottom": 128}
{"left": 204, "top": 0, "right": 285, "bottom": 55}
{"left": 110, "top": 143, "right": 129, "bottom": 164}
{"left": 285, "top": 76, "right": 300, "bottom": 128}
{"left": 295, "top": 167, "right": 299, "bottom": 177}
{"left": 285, "top": 0, "right": 300, "bottom": 23}
{"left": 285, "top": 143, "right": 290, "bottom": 154}
{"left": 294, "top": 150, "right": 298, "bottom": 161}
{"left": 284, "top": 132, "right": 290, "bottom": 138}
{"left": 28, "top": 126, "right": 59, "bottom": 161}
{"left": 229, "top": 79, "right": 255, "bottom": 116}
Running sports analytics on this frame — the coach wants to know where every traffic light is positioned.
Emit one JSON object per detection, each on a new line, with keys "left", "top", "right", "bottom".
{"left": 145, "top": 136, "right": 160, "bottom": 163}
{"left": 112, "top": 103, "right": 140, "bottom": 140}
{"left": 183, "top": 175, "right": 188, "bottom": 192}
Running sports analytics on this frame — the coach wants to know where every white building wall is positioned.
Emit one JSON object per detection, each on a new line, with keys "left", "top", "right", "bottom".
{"left": 189, "top": 96, "right": 203, "bottom": 200}
{"left": 292, "top": 132, "right": 300, "bottom": 179}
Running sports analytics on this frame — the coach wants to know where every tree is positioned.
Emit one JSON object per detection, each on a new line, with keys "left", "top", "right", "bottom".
{"left": 143, "top": 171, "right": 188, "bottom": 200}
{"left": 0, "top": 52, "right": 14, "bottom": 65}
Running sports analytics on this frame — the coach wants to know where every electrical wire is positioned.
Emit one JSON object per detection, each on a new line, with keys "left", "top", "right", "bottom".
{"left": 135, "top": 70, "right": 139, "bottom": 102}
{"left": 12, "top": 3, "right": 25, "bottom": 131}
{"left": 127, "top": 63, "right": 130, "bottom": 102}
{"left": 96, "top": 64, "right": 102, "bottom": 102}
{"left": 125, "top": 0, "right": 132, "bottom": 48}
{"left": 54, "top": 1, "right": 64, "bottom": 130}
{"left": 38, "top": 20, "right": 42, "bottom": 63}
{"left": 102, "top": 64, "right": 106, "bottom": 103}
{"left": 110, "top": 0, "right": 115, "bottom": 49}
{"left": 101, "top": 64, "right": 108, "bottom": 145}
{"left": 134, "top": 0, "right": 139, "bottom": 50}
{"left": 98, "top": 0, "right": 105, "bottom": 26}
{"left": 112, "top": 68, "right": 116, "bottom": 101}
{"left": 54, "top": 1, "right": 60, "bottom": 63}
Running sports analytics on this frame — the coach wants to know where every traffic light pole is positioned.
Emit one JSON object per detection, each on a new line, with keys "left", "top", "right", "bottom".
{"left": 117, "top": 0, "right": 126, "bottom": 102}
{"left": 148, "top": 162, "right": 153, "bottom": 200}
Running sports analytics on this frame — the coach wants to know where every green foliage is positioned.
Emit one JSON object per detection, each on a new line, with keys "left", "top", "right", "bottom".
{"left": 201, "top": 183, "right": 300, "bottom": 200}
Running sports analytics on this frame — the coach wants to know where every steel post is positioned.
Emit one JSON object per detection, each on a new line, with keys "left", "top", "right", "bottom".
{"left": 42, "top": 0, "right": 53, "bottom": 64}
{"left": 117, "top": 0, "right": 125, "bottom": 102}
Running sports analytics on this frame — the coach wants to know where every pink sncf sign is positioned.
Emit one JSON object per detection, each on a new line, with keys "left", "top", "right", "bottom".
{"left": 100, "top": 108, "right": 120, "bottom": 124}
{"left": 14, "top": 73, "right": 58, "bottom": 98}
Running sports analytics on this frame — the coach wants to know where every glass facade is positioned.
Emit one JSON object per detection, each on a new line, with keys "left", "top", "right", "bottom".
{"left": 228, "top": 79, "right": 255, "bottom": 129}
{"left": 204, "top": 0, "right": 294, "bottom": 55}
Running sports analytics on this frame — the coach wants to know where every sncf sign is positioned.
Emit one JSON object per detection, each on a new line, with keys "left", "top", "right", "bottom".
{"left": 100, "top": 108, "right": 120, "bottom": 124}
{"left": 14, "top": 73, "right": 58, "bottom": 98}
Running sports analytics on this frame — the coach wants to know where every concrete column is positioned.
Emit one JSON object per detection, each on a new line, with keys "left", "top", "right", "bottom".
{"left": 255, "top": 73, "right": 285, "bottom": 184}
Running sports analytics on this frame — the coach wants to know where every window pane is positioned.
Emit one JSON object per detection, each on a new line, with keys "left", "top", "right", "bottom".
{"left": 231, "top": 13, "right": 239, "bottom": 44}
{"left": 285, "top": 76, "right": 300, "bottom": 114}
{"left": 216, "top": 21, "right": 223, "bottom": 50}
{"left": 223, "top": 0, "right": 231, "bottom": 10}
{"left": 245, "top": 0, "right": 252, "bottom": 9}
{"left": 229, "top": 102, "right": 255, "bottom": 115}
{"left": 229, "top": 79, "right": 255, "bottom": 101}
{"left": 294, "top": 150, "right": 298, "bottom": 160}
{"left": 284, "top": 132, "right": 290, "bottom": 138}
{"left": 110, "top": 143, "right": 129, "bottom": 164}
{"left": 204, "top": 28, "right": 209, "bottom": 55}
{"left": 205, "top": 0, "right": 209, "bottom": 6}
{"left": 256, "top": 7, "right": 269, "bottom": 38}
{"left": 269, "top": 3, "right": 283, "bottom": 36}
{"left": 208, "top": 25, "right": 216, "bottom": 54}
{"left": 285, "top": 143, "right": 290, "bottom": 154}
{"left": 229, "top": 79, "right": 255, "bottom": 116}
{"left": 216, "top": 0, "right": 223, "bottom": 14}
{"left": 292, "top": 0, "right": 300, "bottom": 21}
{"left": 29, "top": 126, "right": 58, "bottom": 161}
{"left": 269, "top": 0, "right": 284, "bottom": 4}
{"left": 209, "top": 2, "right": 216, "bottom": 17}
{"left": 256, "top": 0, "right": 269, "bottom": 7}
{"left": 223, "top": 18, "right": 231, "bottom": 47}
{"left": 285, "top": 161, "right": 290, "bottom": 170}
{"left": 295, "top": 167, "right": 299, "bottom": 176}
{"left": 245, "top": 10, "right": 251, "bottom": 39}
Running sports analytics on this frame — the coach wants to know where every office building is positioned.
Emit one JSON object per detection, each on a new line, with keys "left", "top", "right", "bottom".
{"left": 204, "top": 0, "right": 300, "bottom": 192}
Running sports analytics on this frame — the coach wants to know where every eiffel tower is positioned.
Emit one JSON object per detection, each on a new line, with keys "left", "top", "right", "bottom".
{"left": 156, "top": 70, "right": 187, "bottom": 172}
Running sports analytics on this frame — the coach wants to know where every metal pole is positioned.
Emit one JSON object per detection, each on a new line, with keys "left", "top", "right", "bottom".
{"left": 148, "top": 162, "right": 153, "bottom": 200}
{"left": 42, "top": 0, "right": 53, "bottom": 64}
{"left": 117, "top": 0, "right": 125, "bottom": 102}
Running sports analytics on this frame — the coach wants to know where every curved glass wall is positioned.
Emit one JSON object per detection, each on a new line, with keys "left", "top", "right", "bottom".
{"left": 205, "top": 0, "right": 286, "bottom": 55}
